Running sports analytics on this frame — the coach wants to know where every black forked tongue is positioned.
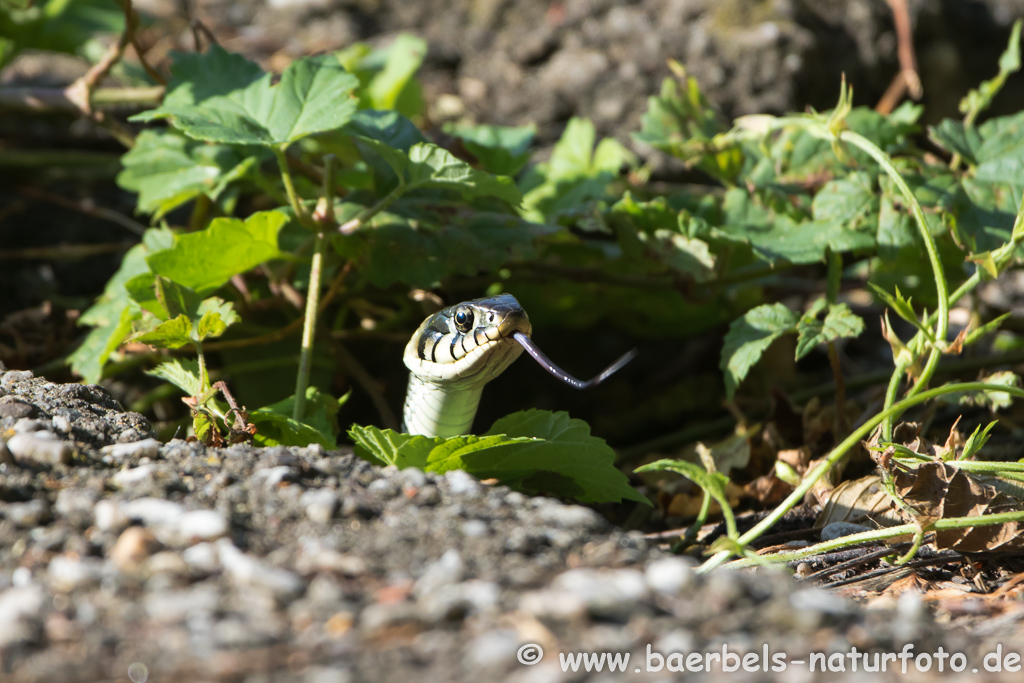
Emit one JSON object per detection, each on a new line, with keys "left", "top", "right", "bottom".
{"left": 512, "top": 332, "right": 637, "bottom": 389}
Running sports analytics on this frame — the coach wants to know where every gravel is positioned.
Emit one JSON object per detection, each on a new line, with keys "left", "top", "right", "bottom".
{"left": 1, "top": 368, "right": 1022, "bottom": 681}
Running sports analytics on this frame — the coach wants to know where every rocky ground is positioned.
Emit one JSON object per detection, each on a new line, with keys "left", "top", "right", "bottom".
{"left": 2, "top": 366, "right": 1024, "bottom": 682}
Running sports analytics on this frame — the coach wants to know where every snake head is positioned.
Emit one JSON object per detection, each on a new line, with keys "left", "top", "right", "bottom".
{"left": 404, "top": 294, "right": 532, "bottom": 385}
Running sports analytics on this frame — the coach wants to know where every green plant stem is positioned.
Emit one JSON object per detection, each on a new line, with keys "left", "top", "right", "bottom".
{"left": 827, "top": 129, "right": 949, "bottom": 437}
{"left": 697, "top": 381, "right": 1024, "bottom": 573}
{"left": 274, "top": 147, "right": 313, "bottom": 228}
{"left": 293, "top": 156, "right": 337, "bottom": 422}
{"left": 293, "top": 233, "right": 324, "bottom": 422}
{"left": 338, "top": 184, "right": 404, "bottom": 234}
{"left": 722, "top": 508, "right": 1024, "bottom": 569}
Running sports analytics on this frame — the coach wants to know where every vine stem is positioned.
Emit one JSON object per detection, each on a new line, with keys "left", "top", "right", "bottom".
{"left": 720, "top": 508, "right": 1024, "bottom": 569}
{"left": 697, "top": 381, "right": 1024, "bottom": 573}
{"left": 823, "top": 128, "right": 950, "bottom": 439}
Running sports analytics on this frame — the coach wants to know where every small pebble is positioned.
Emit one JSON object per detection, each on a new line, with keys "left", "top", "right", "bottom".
{"left": 367, "top": 479, "right": 399, "bottom": 499}
{"left": 819, "top": 521, "right": 873, "bottom": 541}
{"left": 4, "top": 500, "right": 50, "bottom": 528}
{"left": 48, "top": 555, "right": 103, "bottom": 592}
{"left": 644, "top": 556, "right": 695, "bottom": 594}
{"left": 444, "top": 470, "right": 481, "bottom": 497}
{"left": 6, "top": 432, "right": 73, "bottom": 465}
{"left": 110, "top": 527, "right": 161, "bottom": 571}
{"left": 217, "top": 539, "right": 303, "bottom": 599}
{"left": 102, "top": 438, "right": 161, "bottom": 461}
{"left": 301, "top": 488, "right": 339, "bottom": 524}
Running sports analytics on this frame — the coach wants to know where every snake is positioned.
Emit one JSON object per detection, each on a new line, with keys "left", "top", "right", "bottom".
{"left": 402, "top": 293, "right": 636, "bottom": 437}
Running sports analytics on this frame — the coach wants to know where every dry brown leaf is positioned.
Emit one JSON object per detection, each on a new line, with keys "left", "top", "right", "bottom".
{"left": 814, "top": 475, "right": 898, "bottom": 528}
{"left": 883, "top": 460, "right": 1024, "bottom": 552}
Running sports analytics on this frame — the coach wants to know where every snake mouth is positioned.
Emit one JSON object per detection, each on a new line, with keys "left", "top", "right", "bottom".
{"left": 512, "top": 332, "right": 637, "bottom": 390}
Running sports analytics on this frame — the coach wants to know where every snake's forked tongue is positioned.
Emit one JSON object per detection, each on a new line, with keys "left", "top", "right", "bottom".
{"left": 512, "top": 332, "right": 637, "bottom": 390}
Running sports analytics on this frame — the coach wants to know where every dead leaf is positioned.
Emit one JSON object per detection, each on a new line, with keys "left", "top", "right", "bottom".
{"left": 882, "top": 459, "right": 1024, "bottom": 552}
{"left": 815, "top": 475, "right": 898, "bottom": 528}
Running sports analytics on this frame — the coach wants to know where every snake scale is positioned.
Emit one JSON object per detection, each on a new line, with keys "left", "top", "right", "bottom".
{"left": 402, "top": 294, "right": 635, "bottom": 437}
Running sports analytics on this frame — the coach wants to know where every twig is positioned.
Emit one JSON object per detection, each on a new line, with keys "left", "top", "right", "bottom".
{"left": 0, "top": 243, "right": 134, "bottom": 260}
{"left": 877, "top": 0, "right": 922, "bottom": 114}
{"left": 332, "top": 341, "right": 400, "bottom": 431}
{"left": 17, "top": 186, "right": 147, "bottom": 236}
{"left": 0, "top": 86, "right": 164, "bottom": 112}
{"left": 120, "top": 0, "right": 166, "bottom": 86}
{"left": 63, "top": 15, "right": 137, "bottom": 148}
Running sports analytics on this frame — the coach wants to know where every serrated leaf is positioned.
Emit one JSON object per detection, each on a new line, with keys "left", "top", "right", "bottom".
{"left": 443, "top": 122, "right": 536, "bottom": 177}
{"left": 349, "top": 409, "right": 647, "bottom": 504}
{"left": 251, "top": 387, "right": 345, "bottom": 448}
{"left": 521, "top": 117, "right": 634, "bottom": 222}
{"left": 132, "top": 47, "right": 359, "bottom": 147}
{"left": 405, "top": 143, "right": 522, "bottom": 203}
{"left": 68, "top": 306, "right": 136, "bottom": 383}
{"left": 928, "top": 120, "right": 981, "bottom": 164}
{"left": 346, "top": 109, "right": 425, "bottom": 151}
{"left": 811, "top": 172, "right": 878, "bottom": 228}
{"left": 721, "top": 188, "right": 875, "bottom": 264}
{"left": 795, "top": 303, "right": 865, "bottom": 360}
{"left": 146, "top": 211, "right": 286, "bottom": 294}
{"left": 635, "top": 458, "right": 731, "bottom": 516}
{"left": 147, "top": 358, "right": 203, "bottom": 396}
{"left": 971, "top": 111, "right": 1024, "bottom": 185}
{"left": 721, "top": 303, "right": 798, "bottom": 399}
{"left": 941, "top": 371, "right": 1021, "bottom": 412}
{"left": 129, "top": 314, "right": 193, "bottom": 349}
{"left": 117, "top": 129, "right": 261, "bottom": 219}
{"left": 868, "top": 282, "right": 920, "bottom": 327}
{"left": 195, "top": 310, "right": 226, "bottom": 341}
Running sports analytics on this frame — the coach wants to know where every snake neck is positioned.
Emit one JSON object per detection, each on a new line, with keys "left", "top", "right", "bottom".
{"left": 402, "top": 374, "right": 486, "bottom": 438}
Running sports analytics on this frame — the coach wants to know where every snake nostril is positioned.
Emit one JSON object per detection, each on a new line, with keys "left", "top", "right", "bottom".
{"left": 488, "top": 312, "right": 495, "bottom": 323}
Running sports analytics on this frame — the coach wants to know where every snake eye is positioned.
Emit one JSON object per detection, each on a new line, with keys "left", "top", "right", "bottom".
{"left": 454, "top": 308, "right": 473, "bottom": 332}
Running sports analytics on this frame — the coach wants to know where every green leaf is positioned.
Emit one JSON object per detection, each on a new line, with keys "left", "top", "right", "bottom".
{"left": 444, "top": 123, "right": 536, "bottom": 177}
{"left": 346, "top": 109, "right": 425, "bottom": 151}
{"left": 634, "top": 458, "right": 731, "bottom": 522}
{"left": 146, "top": 358, "right": 203, "bottom": 396}
{"left": 349, "top": 410, "right": 648, "bottom": 505}
{"left": 129, "top": 314, "right": 193, "bottom": 349}
{"left": 868, "top": 283, "right": 921, "bottom": 329}
{"left": 721, "top": 188, "right": 875, "bottom": 264}
{"left": 928, "top": 119, "right": 981, "bottom": 164}
{"left": 521, "top": 117, "right": 634, "bottom": 221}
{"left": 364, "top": 34, "right": 426, "bottom": 114}
{"left": 68, "top": 307, "right": 136, "bottom": 383}
{"left": 0, "top": 0, "right": 123, "bottom": 69}
{"left": 70, "top": 228, "right": 175, "bottom": 382}
{"left": 961, "top": 421, "right": 998, "bottom": 461}
{"left": 942, "top": 371, "right": 1021, "bottom": 412}
{"left": 117, "top": 129, "right": 261, "bottom": 219}
{"left": 795, "top": 302, "right": 865, "bottom": 360}
{"left": 250, "top": 387, "right": 345, "bottom": 448}
{"left": 973, "top": 112, "right": 1024, "bottom": 185}
{"left": 333, "top": 214, "right": 535, "bottom": 289}
{"left": 632, "top": 68, "right": 736, "bottom": 182}
{"left": 405, "top": 142, "right": 522, "bottom": 203}
{"left": 146, "top": 211, "right": 286, "bottom": 294}
{"left": 811, "top": 172, "right": 878, "bottom": 229}
{"left": 195, "top": 310, "right": 227, "bottom": 341}
{"left": 132, "top": 47, "right": 359, "bottom": 147}
{"left": 720, "top": 303, "right": 798, "bottom": 399}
